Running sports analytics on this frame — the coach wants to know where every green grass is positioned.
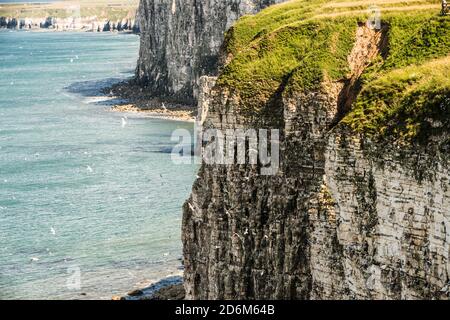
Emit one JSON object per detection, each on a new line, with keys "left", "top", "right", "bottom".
{"left": 345, "top": 13, "right": 450, "bottom": 144}
{"left": 343, "top": 56, "right": 450, "bottom": 144}
{"left": 216, "top": 0, "right": 450, "bottom": 144}
{"left": 219, "top": 16, "right": 357, "bottom": 114}
{"left": 379, "top": 13, "right": 450, "bottom": 70}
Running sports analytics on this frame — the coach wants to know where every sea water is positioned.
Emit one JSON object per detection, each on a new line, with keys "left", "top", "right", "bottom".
{"left": 0, "top": 31, "right": 197, "bottom": 299}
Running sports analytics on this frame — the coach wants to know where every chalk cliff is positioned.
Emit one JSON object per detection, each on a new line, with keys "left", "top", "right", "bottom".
{"left": 0, "top": 16, "right": 139, "bottom": 33}
{"left": 135, "top": 0, "right": 286, "bottom": 104}
{"left": 182, "top": 0, "right": 450, "bottom": 300}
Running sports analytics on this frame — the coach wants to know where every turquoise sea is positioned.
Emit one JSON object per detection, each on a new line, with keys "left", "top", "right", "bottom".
{"left": 0, "top": 31, "right": 196, "bottom": 299}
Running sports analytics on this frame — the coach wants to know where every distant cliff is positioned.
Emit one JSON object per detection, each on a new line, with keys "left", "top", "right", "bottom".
{"left": 0, "top": 1, "right": 139, "bottom": 33}
{"left": 0, "top": 16, "right": 139, "bottom": 33}
{"left": 135, "top": 0, "right": 286, "bottom": 104}
{"left": 182, "top": 0, "right": 450, "bottom": 300}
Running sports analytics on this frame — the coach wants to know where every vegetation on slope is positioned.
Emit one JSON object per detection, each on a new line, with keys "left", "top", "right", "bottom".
{"left": 218, "top": 0, "right": 449, "bottom": 145}
{"left": 344, "top": 56, "right": 450, "bottom": 145}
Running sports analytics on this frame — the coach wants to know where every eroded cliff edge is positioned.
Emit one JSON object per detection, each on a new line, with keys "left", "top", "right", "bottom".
{"left": 182, "top": 0, "right": 450, "bottom": 299}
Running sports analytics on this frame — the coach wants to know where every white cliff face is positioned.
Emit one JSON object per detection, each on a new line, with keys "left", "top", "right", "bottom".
{"left": 322, "top": 134, "right": 450, "bottom": 299}
{"left": 135, "top": 0, "right": 286, "bottom": 104}
{"left": 182, "top": 73, "right": 450, "bottom": 300}
{"left": 0, "top": 16, "right": 139, "bottom": 32}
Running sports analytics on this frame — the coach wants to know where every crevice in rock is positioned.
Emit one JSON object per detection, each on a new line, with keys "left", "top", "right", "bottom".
{"left": 331, "top": 22, "right": 389, "bottom": 128}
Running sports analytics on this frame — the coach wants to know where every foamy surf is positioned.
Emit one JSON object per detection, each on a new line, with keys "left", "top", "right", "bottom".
{"left": 83, "top": 96, "right": 118, "bottom": 105}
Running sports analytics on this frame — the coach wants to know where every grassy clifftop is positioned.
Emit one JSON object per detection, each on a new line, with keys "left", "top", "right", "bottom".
{"left": 218, "top": 0, "right": 449, "bottom": 145}
{"left": 345, "top": 56, "right": 450, "bottom": 144}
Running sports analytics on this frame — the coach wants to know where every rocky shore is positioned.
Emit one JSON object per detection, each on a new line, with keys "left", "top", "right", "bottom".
{"left": 106, "top": 82, "right": 196, "bottom": 122}
{"left": 113, "top": 276, "right": 185, "bottom": 300}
